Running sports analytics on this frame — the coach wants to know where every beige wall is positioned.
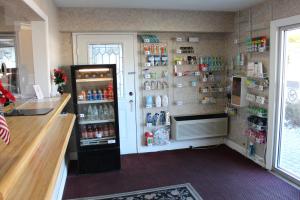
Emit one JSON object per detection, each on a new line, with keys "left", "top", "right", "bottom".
{"left": 17, "top": 26, "right": 35, "bottom": 97}
{"left": 33, "top": 0, "right": 61, "bottom": 69}
{"left": 227, "top": 0, "right": 300, "bottom": 158}
{"left": 58, "top": 8, "right": 234, "bottom": 33}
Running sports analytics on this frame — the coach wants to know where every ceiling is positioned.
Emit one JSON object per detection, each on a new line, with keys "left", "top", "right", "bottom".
{"left": 54, "top": 0, "right": 265, "bottom": 12}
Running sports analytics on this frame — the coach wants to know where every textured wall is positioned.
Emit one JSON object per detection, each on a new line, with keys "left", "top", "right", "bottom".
{"left": 227, "top": 0, "right": 300, "bottom": 159}
{"left": 58, "top": 8, "right": 234, "bottom": 33}
{"left": 33, "top": 0, "right": 61, "bottom": 70}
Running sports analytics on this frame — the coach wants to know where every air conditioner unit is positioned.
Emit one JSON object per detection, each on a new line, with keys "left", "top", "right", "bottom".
{"left": 171, "top": 113, "right": 228, "bottom": 141}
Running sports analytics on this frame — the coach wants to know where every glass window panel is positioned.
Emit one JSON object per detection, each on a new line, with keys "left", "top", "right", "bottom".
{"left": 88, "top": 44, "right": 124, "bottom": 97}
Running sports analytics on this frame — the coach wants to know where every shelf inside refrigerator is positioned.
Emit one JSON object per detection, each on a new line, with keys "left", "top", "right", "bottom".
{"left": 79, "top": 119, "right": 115, "bottom": 125}
{"left": 76, "top": 78, "right": 113, "bottom": 83}
{"left": 78, "top": 99, "right": 114, "bottom": 104}
{"left": 80, "top": 136, "right": 116, "bottom": 146}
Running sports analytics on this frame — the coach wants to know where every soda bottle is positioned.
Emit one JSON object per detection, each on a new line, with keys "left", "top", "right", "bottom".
{"left": 93, "top": 89, "right": 97, "bottom": 100}
{"left": 87, "top": 90, "right": 92, "bottom": 101}
{"left": 103, "top": 125, "right": 109, "bottom": 137}
{"left": 99, "top": 126, "right": 104, "bottom": 138}
{"left": 81, "top": 90, "right": 86, "bottom": 100}
{"left": 81, "top": 125, "right": 88, "bottom": 139}
{"left": 98, "top": 89, "right": 103, "bottom": 100}
{"left": 87, "top": 125, "right": 93, "bottom": 138}
{"left": 109, "top": 124, "right": 115, "bottom": 136}
{"left": 103, "top": 89, "right": 108, "bottom": 99}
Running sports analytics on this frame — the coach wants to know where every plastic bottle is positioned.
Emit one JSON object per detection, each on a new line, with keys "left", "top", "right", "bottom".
{"left": 93, "top": 89, "right": 97, "bottom": 100}
{"left": 81, "top": 125, "right": 87, "bottom": 139}
{"left": 81, "top": 90, "right": 86, "bottom": 100}
{"left": 109, "top": 124, "right": 115, "bottom": 136}
{"left": 87, "top": 90, "right": 92, "bottom": 101}
{"left": 103, "top": 89, "right": 108, "bottom": 100}
{"left": 103, "top": 104, "right": 109, "bottom": 119}
{"left": 87, "top": 105, "right": 93, "bottom": 120}
{"left": 98, "top": 105, "right": 104, "bottom": 120}
{"left": 98, "top": 89, "right": 103, "bottom": 100}
{"left": 103, "top": 125, "right": 109, "bottom": 137}
{"left": 108, "top": 104, "right": 114, "bottom": 119}
{"left": 93, "top": 105, "right": 99, "bottom": 120}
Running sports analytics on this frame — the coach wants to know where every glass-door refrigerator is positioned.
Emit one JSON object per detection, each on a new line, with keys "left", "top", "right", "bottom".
{"left": 71, "top": 64, "right": 120, "bottom": 173}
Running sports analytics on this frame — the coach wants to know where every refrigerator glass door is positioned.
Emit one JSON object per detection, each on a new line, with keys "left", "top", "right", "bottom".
{"left": 75, "top": 67, "right": 117, "bottom": 147}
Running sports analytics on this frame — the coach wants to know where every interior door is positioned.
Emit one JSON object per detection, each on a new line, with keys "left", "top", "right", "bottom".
{"left": 74, "top": 33, "right": 137, "bottom": 154}
{"left": 275, "top": 25, "right": 300, "bottom": 185}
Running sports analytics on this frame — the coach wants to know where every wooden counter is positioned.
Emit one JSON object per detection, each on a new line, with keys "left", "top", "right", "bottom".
{"left": 0, "top": 94, "right": 75, "bottom": 200}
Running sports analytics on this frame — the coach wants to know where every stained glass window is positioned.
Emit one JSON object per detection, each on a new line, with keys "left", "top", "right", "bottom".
{"left": 88, "top": 44, "right": 124, "bottom": 97}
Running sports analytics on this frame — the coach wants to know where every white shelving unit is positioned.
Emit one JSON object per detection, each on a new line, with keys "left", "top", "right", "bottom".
{"left": 139, "top": 40, "right": 171, "bottom": 147}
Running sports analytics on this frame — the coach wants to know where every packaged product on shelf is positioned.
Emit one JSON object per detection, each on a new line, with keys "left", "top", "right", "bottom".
{"left": 153, "top": 127, "right": 170, "bottom": 145}
{"left": 165, "top": 112, "right": 171, "bottom": 125}
{"left": 145, "top": 131, "right": 154, "bottom": 146}
{"left": 146, "top": 113, "right": 152, "bottom": 127}
{"left": 152, "top": 113, "right": 159, "bottom": 126}
{"left": 146, "top": 96, "right": 153, "bottom": 108}
{"left": 162, "top": 95, "right": 169, "bottom": 107}
{"left": 155, "top": 95, "right": 162, "bottom": 108}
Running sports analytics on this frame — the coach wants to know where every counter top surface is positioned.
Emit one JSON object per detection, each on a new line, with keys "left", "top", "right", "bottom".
{"left": 0, "top": 94, "right": 71, "bottom": 199}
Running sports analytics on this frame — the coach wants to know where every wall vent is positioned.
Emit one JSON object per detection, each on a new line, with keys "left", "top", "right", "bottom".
{"left": 171, "top": 113, "right": 228, "bottom": 141}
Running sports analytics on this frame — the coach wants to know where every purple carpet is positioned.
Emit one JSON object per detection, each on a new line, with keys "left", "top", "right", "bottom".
{"left": 63, "top": 145, "right": 300, "bottom": 200}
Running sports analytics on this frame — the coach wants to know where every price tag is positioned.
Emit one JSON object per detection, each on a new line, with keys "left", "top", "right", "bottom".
{"left": 144, "top": 38, "right": 150, "bottom": 43}
{"left": 176, "top": 49, "right": 182, "bottom": 54}
{"left": 78, "top": 95, "right": 84, "bottom": 100}
{"left": 79, "top": 113, "right": 85, "bottom": 118}
{"left": 108, "top": 140, "right": 116, "bottom": 144}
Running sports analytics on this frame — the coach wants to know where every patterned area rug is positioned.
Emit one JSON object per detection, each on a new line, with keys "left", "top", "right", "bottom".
{"left": 69, "top": 183, "right": 203, "bottom": 200}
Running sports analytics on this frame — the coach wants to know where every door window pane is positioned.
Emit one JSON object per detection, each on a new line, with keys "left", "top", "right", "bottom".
{"left": 278, "top": 28, "right": 300, "bottom": 180}
{"left": 88, "top": 44, "right": 124, "bottom": 98}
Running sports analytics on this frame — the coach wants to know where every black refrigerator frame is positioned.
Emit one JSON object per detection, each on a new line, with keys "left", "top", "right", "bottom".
{"left": 71, "top": 64, "right": 121, "bottom": 173}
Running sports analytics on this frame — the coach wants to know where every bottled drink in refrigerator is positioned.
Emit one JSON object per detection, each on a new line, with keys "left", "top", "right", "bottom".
{"left": 109, "top": 123, "right": 115, "bottom": 136}
{"left": 103, "top": 89, "right": 108, "bottom": 100}
{"left": 93, "top": 105, "right": 99, "bottom": 120}
{"left": 81, "top": 125, "right": 88, "bottom": 139}
{"left": 95, "top": 125, "right": 102, "bottom": 138}
{"left": 103, "top": 125, "right": 109, "bottom": 137}
{"left": 87, "top": 105, "right": 93, "bottom": 120}
{"left": 87, "top": 90, "right": 92, "bottom": 101}
{"left": 98, "top": 105, "right": 104, "bottom": 120}
{"left": 93, "top": 89, "right": 98, "bottom": 100}
{"left": 108, "top": 104, "right": 114, "bottom": 119}
{"left": 98, "top": 89, "right": 103, "bottom": 100}
{"left": 87, "top": 125, "right": 93, "bottom": 138}
{"left": 99, "top": 126, "right": 104, "bottom": 138}
{"left": 103, "top": 104, "right": 109, "bottom": 119}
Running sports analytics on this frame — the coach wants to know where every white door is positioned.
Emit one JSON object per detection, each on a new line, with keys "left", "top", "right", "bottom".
{"left": 73, "top": 33, "right": 138, "bottom": 154}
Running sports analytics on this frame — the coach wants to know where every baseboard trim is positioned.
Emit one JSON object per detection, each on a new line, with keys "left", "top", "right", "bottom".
{"left": 224, "top": 138, "right": 266, "bottom": 168}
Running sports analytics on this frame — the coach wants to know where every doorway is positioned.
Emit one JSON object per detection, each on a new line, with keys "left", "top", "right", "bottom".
{"left": 73, "top": 33, "right": 138, "bottom": 154}
{"left": 274, "top": 25, "right": 300, "bottom": 185}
